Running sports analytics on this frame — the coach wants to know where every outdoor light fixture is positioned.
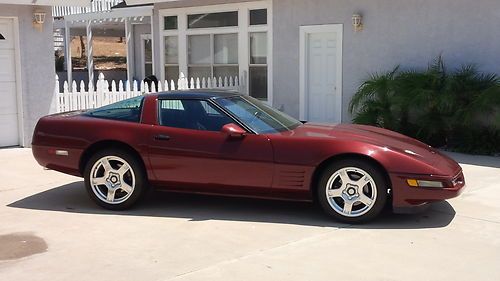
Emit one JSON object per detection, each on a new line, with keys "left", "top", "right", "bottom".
{"left": 33, "top": 10, "right": 46, "bottom": 32}
{"left": 352, "top": 13, "right": 363, "bottom": 32}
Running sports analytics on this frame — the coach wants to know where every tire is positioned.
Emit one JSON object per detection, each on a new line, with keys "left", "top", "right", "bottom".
{"left": 84, "top": 149, "right": 147, "bottom": 210}
{"left": 316, "top": 159, "right": 388, "bottom": 223}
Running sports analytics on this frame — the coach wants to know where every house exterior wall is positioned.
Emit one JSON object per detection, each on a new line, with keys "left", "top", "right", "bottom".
{"left": 0, "top": 4, "right": 54, "bottom": 146}
{"left": 273, "top": 0, "right": 500, "bottom": 120}
{"left": 149, "top": 0, "right": 500, "bottom": 121}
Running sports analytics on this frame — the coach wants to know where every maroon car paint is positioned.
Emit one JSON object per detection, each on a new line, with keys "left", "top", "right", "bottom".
{"left": 32, "top": 93, "right": 465, "bottom": 211}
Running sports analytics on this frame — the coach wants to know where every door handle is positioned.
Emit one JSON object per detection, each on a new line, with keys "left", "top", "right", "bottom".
{"left": 154, "top": 134, "right": 171, "bottom": 141}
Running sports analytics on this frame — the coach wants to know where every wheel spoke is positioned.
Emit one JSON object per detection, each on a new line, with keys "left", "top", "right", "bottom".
{"left": 343, "top": 201, "right": 354, "bottom": 215}
{"left": 339, "top": 170, "right": 351, "bottom": 186}
{"left": 327, "top": 188, "right": 342, "bottom": 198}
{"left": 101, "top": 158, "right": 112, "bottom": 172}
{"left": 358, "top": 194, "right": 373, "bottom": 206}
{"left": 91, "top": 177, "right": 107, "bottom": 186}
{"left": 117, "top": 163, "right": 130, "bottom": 177}
{"left": 106, "top": 189, "right": 116, "bottom": 202}
{"left": 120, "top": 182, "right": 133, "bottom": 194}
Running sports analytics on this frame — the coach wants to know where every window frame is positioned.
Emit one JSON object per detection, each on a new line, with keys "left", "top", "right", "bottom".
{"left": 157, "top": 97, "right": 254, "bottom": 133}
{"left": 159, "top": 1, "right": 273, "bottom": 104}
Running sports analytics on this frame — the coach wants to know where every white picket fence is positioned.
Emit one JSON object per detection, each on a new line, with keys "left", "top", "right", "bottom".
{"left": 55, "top": 72, "right": 243, "bottom": 113}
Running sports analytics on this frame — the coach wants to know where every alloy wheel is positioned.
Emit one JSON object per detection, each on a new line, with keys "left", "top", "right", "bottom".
{"left": 90, "top": 156, "right": 136, "bottom": 205}
{"left": 325, "top": 167, "right": 377, "bottom": 218}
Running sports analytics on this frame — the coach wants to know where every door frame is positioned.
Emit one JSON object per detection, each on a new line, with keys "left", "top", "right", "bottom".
{"left": 140, "top": 34, "right": 152, "bottom": 79}
{"left": 299, "top": 24, "right": 343, "bottom": 122}
{"left": 0, "top": 16, "right": 24, "bottom": 147}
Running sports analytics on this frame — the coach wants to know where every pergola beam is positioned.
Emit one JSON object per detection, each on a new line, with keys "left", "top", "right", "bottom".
{"left": 86, "top": 20, "right": 94, "bottom": 85}
{"left": 64, "top": 21, "right": 73, "bottom": 86}
{"left": 125, "top": 18, "right": 135, "bottom": 83}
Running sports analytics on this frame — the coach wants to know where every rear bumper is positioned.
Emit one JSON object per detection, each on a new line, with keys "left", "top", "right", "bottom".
{"left": 390, "top": 171, "right": 466, "bottom": 210}
{"left": 32, "top": 144, "right": 83, "bottom": 177}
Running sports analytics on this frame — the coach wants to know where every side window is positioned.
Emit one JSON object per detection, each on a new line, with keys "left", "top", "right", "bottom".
{"left": 159, "top": 99, "right": 233, "bottom": 131}
{"left": 86, "top": 96, "right": 144, "bottom": 122}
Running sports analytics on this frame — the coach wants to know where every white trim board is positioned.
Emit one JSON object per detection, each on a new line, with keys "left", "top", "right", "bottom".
{"left": 299, "top": 24, "right": 343, "bottom": 123}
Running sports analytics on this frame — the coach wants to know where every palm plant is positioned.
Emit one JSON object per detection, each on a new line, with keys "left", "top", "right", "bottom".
{"left": 348, "top": 67, "right": 401, "bottom": 131}
{"left": 350, "top": 56, "right": 500, "bottom": 154}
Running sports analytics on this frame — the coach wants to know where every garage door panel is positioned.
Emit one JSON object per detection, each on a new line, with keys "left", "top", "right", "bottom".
{"left": 0, "top": 50, "right": 16, "bottom": 82}
{"left": 0, "top": 19, "right": 14, "bottom": 50}
{"left": 0, "top": 81, "right": 17, "bottom": 114}
{"left": 0, "top": 113, "right": 19, "bottom": 146}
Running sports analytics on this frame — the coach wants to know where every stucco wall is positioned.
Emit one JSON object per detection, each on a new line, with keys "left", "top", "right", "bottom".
{"left": 149, "top": 0, "right": 500, "bottom": 121}
{"left": 273, "top": 0, "right": 500, "bottom": 120}
{"left": 0, "top": 4, "right": 54, "bottom": 146}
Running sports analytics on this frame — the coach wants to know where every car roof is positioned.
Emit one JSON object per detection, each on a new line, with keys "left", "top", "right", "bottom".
{"left": 156, "top": 89, "right": 241, "bottom": 100}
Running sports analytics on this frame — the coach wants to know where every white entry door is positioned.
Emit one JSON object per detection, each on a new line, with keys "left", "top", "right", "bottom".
{"left": 0, "top": 18, "right": 20, "bottom": 147}
{"left": 300, "top": 24, "right": 342, "bottom": 123}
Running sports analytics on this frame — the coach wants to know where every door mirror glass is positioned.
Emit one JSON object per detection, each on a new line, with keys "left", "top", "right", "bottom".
{"left": 221, "top": 123, "right": 246, "bottom": 138}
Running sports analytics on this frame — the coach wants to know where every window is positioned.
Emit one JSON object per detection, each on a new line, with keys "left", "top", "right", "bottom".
{"left": 164, "top": 16, "right": 178, "bottom": 30}
{"left": 161, "top": 3, "right": 271, "bottom": 101}
{"left": 86, "top": 96, "right": 144, "bottom": 123}
{"left": 0, "top": 33, "right": 5, "bottom": 40}
{"left": 143, "top": 38, "right": 153, "bottom": 77}
{"left": 159, "top": 99, "right": 233, "bottom": 131}
{"left": 250, "top": 9, "right": 267, "bottom": 25}
{"left": 164, "top": 36, "right": 179, "bottom": 83}
{"left": 249, "top": 32, "right": 268, "bottom": 100}
{"left": 216, "top": 96, "right": 301, "bottom": 134}
{"left": 188, "top": 33, "right": 239, "bottom": 80}
{"left": 188, "top": 12, "right": 238, "bottom": 29}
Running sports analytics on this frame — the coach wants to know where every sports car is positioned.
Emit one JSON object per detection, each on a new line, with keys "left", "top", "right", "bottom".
{"left": 32, "top": 91, "right": 465, "bottom": 223}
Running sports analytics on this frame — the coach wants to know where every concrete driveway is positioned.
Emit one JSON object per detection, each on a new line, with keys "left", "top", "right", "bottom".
{"left": 0, "top": 148, "right": 499, "bottom": 281}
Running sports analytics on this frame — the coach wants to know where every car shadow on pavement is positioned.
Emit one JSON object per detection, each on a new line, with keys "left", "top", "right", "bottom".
{"left": 8, "top": 181, "right": 456, "bottom": 229}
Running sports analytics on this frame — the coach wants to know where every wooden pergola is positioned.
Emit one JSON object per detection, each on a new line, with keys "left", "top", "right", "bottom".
{"left": 57, "top": 4, "right": 154, "bottom": 86}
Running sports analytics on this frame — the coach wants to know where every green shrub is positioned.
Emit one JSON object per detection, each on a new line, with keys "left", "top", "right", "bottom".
{"left": 349, "top": 56, "right": 500, "bottom": 155}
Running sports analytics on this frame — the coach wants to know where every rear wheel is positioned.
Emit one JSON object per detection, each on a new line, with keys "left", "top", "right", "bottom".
{"left": 316, "top": 159, "right": 387, "bottom": 223}
{"left": 84, "top": 149, "right": 147, "bottom": 210}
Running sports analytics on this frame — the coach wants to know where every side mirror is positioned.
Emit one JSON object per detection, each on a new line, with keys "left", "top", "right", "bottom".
{"left": 221, "top": 123, "right": 246, "bottom": 139}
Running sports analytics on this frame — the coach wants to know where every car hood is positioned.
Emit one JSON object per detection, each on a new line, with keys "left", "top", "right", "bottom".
{"left": 288, "top": 123, "right": 453, "bottom": 167}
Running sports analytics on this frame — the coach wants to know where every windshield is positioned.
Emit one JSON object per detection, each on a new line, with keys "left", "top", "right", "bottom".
{"left": 215, "top": 96, "right": 302, "bottom": 134}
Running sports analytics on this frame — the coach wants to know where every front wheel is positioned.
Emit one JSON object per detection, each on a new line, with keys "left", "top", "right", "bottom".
{"left": 84, "top": 149, "right": 147, "bottom": 210}
{"left": 316, "top": 159, "right": 388, "bottom": 223}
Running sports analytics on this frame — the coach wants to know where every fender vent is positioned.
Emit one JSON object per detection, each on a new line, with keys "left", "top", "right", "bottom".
{"left": 277, "top": 170, "right": 306, "bottom": 188}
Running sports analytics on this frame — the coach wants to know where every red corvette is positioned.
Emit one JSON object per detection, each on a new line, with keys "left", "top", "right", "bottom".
{"left": 32, "top": 91, "right": 465, "bottom": 223}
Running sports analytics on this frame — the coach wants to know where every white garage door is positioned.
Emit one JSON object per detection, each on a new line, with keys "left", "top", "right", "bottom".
{"left": 0, "top": 18, "right": 19, "bottom": 147}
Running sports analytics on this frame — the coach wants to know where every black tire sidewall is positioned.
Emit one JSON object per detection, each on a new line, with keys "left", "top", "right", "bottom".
{"left": 317, "top": 159, "right": 387, "bottom": 223}
{"left": 84, "top": 149, "right": 147, "bottom": 210}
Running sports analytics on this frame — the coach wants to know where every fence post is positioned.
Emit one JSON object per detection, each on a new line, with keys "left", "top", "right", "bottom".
{"left": 55, "top": 74, "right": 60, "bottom": 113}
{"left": 97, "top": 72, "right": 105, "bottom": 107}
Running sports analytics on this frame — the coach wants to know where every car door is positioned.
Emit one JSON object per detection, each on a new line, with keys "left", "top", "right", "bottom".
{"left": 148, "top": 98, "right": 274, "bottom": 193}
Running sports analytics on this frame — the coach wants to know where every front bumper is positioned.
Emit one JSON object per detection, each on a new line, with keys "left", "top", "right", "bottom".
{"left": 390, "top": 171, "right": 466, "bottom": 211}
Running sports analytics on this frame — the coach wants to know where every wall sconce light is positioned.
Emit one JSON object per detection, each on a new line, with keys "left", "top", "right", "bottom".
{"left": 352, "top": 13, "right": 363, "bottom": 32}
{"left": 33, "top": 11, "right": 46, "bottom": 32}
